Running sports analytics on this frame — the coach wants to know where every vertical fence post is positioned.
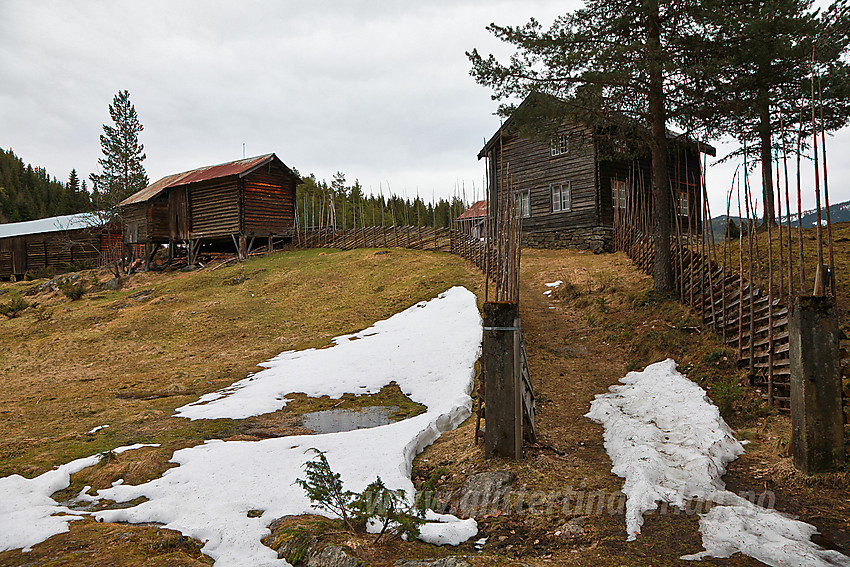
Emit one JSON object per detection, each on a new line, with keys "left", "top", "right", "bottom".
{"left": 789, "top": 295, "right": 845, "bottom": 473}
{"left": 483, "top": 301, "right": 521, "bottom": 459}
{"left": 513, "top": 316, "right": 522, "bottom": 459}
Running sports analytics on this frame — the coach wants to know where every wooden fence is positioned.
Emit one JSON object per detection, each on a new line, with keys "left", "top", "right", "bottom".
{"left": 616, "top": 226, "right": 792, "bottom": 408}
{"left": 296, "top": 225, "right": 517, "bottom": 300}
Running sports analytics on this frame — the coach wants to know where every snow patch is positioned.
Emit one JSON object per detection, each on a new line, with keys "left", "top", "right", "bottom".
{"left": 544, "top": 280, "right": 563, "bottom": 288}
{"left": 91, "top": 287, "right": 482, "bottom": 566}
{"left": 417, "top": 510, "right": 479, "bottom": 546}
{"left": 175, "top": 286, "right": 478, "bottom": 421}
{"left": 587, "top": 359, "right": 850, "bottom": 566}
{"left": 586, "top": 359, "right": 743, "bottom": 540}
{"left": 0, "top": 444, "right": 159, "bottom": 552}
{"left": 682, "top": 491, "right": 850, "bottom": 566}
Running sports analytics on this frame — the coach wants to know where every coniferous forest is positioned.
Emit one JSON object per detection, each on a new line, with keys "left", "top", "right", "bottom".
{"left": 0, "top": 147, "right": 93, "bottom": 223}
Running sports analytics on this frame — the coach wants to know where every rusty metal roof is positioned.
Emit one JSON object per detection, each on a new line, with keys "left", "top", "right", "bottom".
{"left": 119, "top": 153, "right": 296, "bottom": 206}
{"left": 458, "top": 200, "right": 489, "bottom": 220}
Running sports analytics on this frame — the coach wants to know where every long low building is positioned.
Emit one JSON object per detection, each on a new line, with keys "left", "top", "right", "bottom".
{"left": 0, "top": 213, "right": 120, "bottom": 280}
{"left": 118, "top": 153, "right": 301, "bottom": 266}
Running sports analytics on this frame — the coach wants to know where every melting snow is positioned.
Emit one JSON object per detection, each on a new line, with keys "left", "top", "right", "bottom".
{"left": 94, "top": 286, "right": 482, "bottom": 566}
{"left": 0, "top": 286, "right": 482, "bottom": 567}
{"left": 0, "top": 444, "right": 159, "bottom": 552}
{"left": 587, "top": 359, "right": 850, "bottom": 566}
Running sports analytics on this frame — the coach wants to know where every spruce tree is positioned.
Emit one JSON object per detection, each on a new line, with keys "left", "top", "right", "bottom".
{"left": 89, "top": 90, "right": 148, "bottom": 207}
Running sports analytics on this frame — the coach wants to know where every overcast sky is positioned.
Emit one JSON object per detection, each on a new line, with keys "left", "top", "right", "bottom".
{"left": 2, "top": 0, "right": 848, "bottom": 217}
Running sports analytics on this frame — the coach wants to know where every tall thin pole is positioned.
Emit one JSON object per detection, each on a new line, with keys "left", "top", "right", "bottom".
{"left": 811, "top": 60, "right": 825, "bottom": 296}
{"left": 818, "top": 73, "right": 836, "bottom": 298}
{"left": 795, "top": 105, "right": 806, "bottom": 294}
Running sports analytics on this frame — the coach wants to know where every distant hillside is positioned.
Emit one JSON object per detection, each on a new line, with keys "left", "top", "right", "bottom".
{"left": 0, "top": 148, "right": 92, "bottom": 223}
{"left": 710, "top": 199, "right": 850, "bottom": 241}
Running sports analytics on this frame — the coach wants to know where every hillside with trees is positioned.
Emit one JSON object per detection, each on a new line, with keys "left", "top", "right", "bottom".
{"left": 0, "top": 148, "right": 92, "bottom": 223}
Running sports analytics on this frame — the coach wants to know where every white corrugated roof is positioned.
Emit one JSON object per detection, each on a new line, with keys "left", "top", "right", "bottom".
{"left": 0, "top": 213, "right": 103, "bottom": 239}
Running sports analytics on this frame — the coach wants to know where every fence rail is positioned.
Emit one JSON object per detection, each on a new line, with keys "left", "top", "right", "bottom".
{"left": 616, "top": 227, "right": 792, "bottom": 407}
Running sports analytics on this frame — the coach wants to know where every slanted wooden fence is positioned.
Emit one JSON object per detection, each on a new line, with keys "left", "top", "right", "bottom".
{"left": 616, "top": 226, "right": 792, "bottom": 408}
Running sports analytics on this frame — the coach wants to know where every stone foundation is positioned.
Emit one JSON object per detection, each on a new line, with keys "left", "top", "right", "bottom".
{"left": 522, "top": 226, "right": 613, "bottom": 253}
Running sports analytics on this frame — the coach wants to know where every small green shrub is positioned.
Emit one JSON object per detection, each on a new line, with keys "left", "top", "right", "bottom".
{"left": 61, "top": 281, "right": 87, "bottom": 301}
{"left": 711, "top": 375, "right": 744, "bottom": 415}
{"left": 354, "top": 476, "right": 423, "bottom": 542}
{"left": 0, "top": 293, "right": 29, "bottom": 318}
{"left": 25, "top": 266, "right": 55, "bottom": 280}
{"left": 295, "top": 449, "right": 423, "bottom": 542}
{"left": 295, "top": 449, "right": 359, "bottom": 531}
{"left": 33, "top": 304, "right": 53, "bottom": 322}
{"left": 595, "top": 296, "right": 609, "bottom": 313}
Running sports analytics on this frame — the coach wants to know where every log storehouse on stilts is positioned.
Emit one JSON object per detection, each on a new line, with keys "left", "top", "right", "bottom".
{"left": 118, "top": 153, "right": 301, "bottom": 269}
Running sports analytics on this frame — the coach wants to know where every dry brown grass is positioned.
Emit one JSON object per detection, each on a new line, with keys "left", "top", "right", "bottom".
{"left": 0, "top": 247, "right": 482, "bottom": 567}
{"left": 2, "top": 244, "right": 846, "bottom": 566}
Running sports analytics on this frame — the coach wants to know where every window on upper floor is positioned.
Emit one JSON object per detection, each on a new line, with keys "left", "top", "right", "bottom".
{"left": 678, "top": 192, "right": 689, "bottom": 217}
{"left": 551, "top": 182, "right": 571, "bottom": 213}
{"left": 550, "top": 134, "right": 569, "bottom": 157}
{"left": 612, "top": 179, "right": 627, "bottom": 209}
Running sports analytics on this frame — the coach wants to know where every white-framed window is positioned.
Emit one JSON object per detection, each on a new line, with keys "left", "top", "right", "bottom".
{"left": 518, "top": 190, "right": 531, "bottom": 218}
{"left": 612, "top": 179, "right": 627, "bottom": 209}
{"left": 551, "top": 182, "right": 571, "bottom": 212}
{"left": 678, "top": 192, "right": 689, "bottom": 217}
{"left": 550, "top": 134, "right": 569, "bottom": 156}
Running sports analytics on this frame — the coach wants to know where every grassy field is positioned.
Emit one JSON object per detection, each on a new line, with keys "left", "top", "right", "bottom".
{"left": 0, "top": 247, "right": 483, "bottom": 565}
{"left": 0, "top": 244, "right": 846, "bottom": 566}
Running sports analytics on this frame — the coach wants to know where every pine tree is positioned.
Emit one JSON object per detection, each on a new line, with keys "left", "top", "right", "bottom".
{"left": 89, "top": 89, "right": 148, "bottom": 207}
{"left": 696, "top": 0, "right": 850, "bottom": 224}
{"left": 467, "top": 0, "right": 711, "bottom": 291}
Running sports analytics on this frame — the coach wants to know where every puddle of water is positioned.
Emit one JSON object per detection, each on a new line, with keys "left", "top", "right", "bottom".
{"left": 301, "top": 405, "right": 400, "bottom": 434}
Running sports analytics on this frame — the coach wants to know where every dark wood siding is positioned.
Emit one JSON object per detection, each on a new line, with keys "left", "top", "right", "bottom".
{"left": 189, "top": 178, "right": 240, "bottom": 239}
{"left": 597, "top": 144, "right": 703, "bottom": 232}
{"left": 122, "top": 203, "right": 150, "bottom": 244}
{"left": 494, "top": 125, "right": 598, "bottom": 233}
{"left": 242, "top": 162, "right": 296, "bottom": 236}
{"left": 149, "top": 198, "right": 170, "bottom": 241}
{"left": 26, "top": 240, "right": 46, "bottom": 268}
{"left": 0, "top": 227, "right": 108, "bottom": 278}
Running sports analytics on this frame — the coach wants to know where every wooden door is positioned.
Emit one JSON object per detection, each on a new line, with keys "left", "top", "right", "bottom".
{"left": 169, "top": 187, "right": 189, "bottom": 240}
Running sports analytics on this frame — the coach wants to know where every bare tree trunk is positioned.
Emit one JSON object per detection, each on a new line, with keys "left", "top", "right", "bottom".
{"left": 647, "top": 2, "right": 674, "bottom": 292}
{"left": 758, "top": 90, "right": 776, "bottom": 225}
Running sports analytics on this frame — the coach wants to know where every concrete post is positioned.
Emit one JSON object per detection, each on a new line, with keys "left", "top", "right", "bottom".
{"left": 483, "top": 301, "right": 521, "bottom": 459}
{"left": 789, "top": 296, "right": 846, "bottom": 473}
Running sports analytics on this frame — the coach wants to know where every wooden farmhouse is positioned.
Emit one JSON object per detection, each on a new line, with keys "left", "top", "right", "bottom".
{"left": 118, "top": 153, "right": 301, "bottom": 267}
{"left": 0, "top": 213, "right": 120, "bottom": 280}
{"left": 457, "top": 200, "right": 489, "bottom": 239}
{"left": 478, "top": 95, "right": 715, "bottom": 252}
